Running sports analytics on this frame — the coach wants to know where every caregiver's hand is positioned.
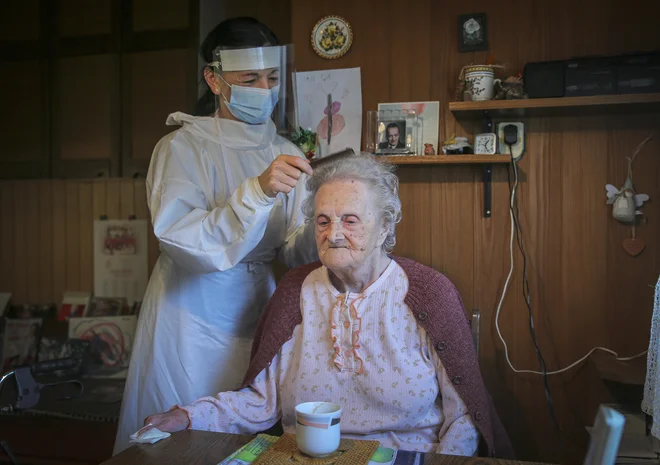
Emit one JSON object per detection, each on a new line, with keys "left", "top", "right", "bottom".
{"left": 258, "top": 155, "right": 313, "bottom": 198}
{"left": 143, "top": 408, "right": 190, "bottom": 433}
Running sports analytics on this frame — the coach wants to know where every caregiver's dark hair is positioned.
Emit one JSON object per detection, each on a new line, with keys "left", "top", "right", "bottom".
{"left": 194, "top": 17, "right": 280, "bottom": 116}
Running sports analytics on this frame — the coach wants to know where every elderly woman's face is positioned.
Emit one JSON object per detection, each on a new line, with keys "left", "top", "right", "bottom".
{"left": 314, "top": 178, "right": 387, "bottom": 270}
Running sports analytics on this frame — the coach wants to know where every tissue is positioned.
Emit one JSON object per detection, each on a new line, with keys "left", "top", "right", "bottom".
{"left": 129, "top": 424, "right": 171, "bottom": 444}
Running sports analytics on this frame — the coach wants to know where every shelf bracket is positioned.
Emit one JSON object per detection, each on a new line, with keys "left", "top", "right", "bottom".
{"left": 482, "top": 110, "right": 493, "bottom": 133}
{"left": 483, "top": 164, "right": 492, "bottom": 218}
{"left": 481, "top": 111, "right": 494, "bottom": 218}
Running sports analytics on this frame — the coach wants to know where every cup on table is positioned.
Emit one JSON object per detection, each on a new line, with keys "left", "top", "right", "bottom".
{"left": 294, "top": 401, "right": 342, "bottom": 457}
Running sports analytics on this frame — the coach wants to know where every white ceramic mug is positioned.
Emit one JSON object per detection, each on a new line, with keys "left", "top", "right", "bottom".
{"left": 464, "top": 65, "right": 495, "bottom": 101}
{"left": 295, "top": 402, "right": 342, "bottom": 457}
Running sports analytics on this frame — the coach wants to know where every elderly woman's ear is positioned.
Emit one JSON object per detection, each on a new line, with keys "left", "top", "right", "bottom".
{"left": 377, "top": 220, "right": 389, "bottom": 249}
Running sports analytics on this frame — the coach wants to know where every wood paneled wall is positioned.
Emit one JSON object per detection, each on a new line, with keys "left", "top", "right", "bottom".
{"left": 0, "top": 180, "right": 159, "bottom": 304}
{"left": 0, "top": 0, "right": 198, "bottom": 179}
{"left": 288, "top": 0, "right": 658, "bottom": 463}
{"left": 1, "top": 1, "right": 659, "bottom": 463}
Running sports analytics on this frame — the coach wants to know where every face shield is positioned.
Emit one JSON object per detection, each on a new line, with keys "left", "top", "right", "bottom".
{"left": 209, "top": 45, "right": 296, "bottom": 134}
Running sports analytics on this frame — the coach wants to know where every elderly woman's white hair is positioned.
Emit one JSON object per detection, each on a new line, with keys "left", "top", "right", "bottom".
{"left": 301, "top": 154, "right": 402, "bottom": 253}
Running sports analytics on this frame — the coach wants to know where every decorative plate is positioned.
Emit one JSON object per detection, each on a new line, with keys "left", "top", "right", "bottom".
{"left": 311, "top": 16, "right": 353, "bottom": 60}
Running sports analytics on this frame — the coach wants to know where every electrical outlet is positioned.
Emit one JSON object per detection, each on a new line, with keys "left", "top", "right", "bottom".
{"left": 496, "top": 122, "right": 525, "bottom": 159}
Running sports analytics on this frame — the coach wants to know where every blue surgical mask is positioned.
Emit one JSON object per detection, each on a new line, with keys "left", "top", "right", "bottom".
{"left": 220, "top": 77, "right": 279, "bottom": 124}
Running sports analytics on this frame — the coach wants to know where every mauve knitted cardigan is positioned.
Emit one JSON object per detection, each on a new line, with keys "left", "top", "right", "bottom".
{"left": 240, "top": 256, "right": 514, "bottom": 459}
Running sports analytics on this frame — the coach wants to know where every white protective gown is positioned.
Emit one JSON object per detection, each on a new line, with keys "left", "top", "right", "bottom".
{"left": 113, "top": 112, "right": 318, "bottom": 454}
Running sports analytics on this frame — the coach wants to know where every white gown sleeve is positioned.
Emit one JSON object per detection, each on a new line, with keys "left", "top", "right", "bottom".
{"left": 147, "top": 137, "right": 283, "bottom": 274}
{"left": 177, "top": 354, "right": 281, "bottom": 434}
{"left": 429, "top": 337, "right": 480, "bottom": 456}
{"left": 278, "top": 173, "right": 319, "bottom": 268}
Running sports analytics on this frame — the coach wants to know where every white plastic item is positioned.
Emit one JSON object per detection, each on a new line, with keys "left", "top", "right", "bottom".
{"left": 584, "top": 405, "right": 626, "bottom": 465}
{"left": 496, "top": 122, "right": 525, "bottom": 159}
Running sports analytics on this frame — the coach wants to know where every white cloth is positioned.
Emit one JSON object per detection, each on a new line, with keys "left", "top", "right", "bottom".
{"left": 129, "top": 424, "right": 170, "bottom": 444}
{"left": 181, "top": 261, "right": 479, "bottom": 455}
{"left": 113, "top": 112, "right": 318, "bottom": 454}
{"left": 642, "top": 274, "right": 660, "bottom": 439}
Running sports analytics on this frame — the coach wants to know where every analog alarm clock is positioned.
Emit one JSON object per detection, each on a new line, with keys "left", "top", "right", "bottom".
{"left": 474, "top": 133, "right": 497, "bottom": 154}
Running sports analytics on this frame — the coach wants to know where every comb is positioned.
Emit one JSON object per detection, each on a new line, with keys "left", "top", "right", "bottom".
{"left": 309, "top": 148, "right": 356, "bottom": 169}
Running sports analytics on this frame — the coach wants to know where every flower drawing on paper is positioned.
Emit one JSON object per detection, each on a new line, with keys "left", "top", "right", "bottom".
{"left": 318, "top": 21, "right": 347, "bottom": 53}
{"left": 317, "top": 100, "right": 346, "bottom": 142}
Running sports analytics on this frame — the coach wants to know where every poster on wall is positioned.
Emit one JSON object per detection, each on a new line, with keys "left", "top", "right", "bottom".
{"left": 93, "top": 220, "right": 148, "bottom": 305}
{"left": 68, "top": 315, "right": 137, "bottom": 378}
{"left": 378, "top": 101, "right": 440, "bottom": 155}
{"left": 294, "top": 67, "right": 362, "bottom": 157}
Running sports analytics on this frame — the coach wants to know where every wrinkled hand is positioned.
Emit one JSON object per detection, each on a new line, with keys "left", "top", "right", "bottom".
{"left": 258, "top": 155, "right": 313, "bottom": 198}
{"left": 143, "top": 408, "right": 190, "bottom": 434}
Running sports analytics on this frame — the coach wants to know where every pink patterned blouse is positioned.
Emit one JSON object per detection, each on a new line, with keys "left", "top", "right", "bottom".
{"left": 180, "top": 260, "right": 479, "bottom": 455}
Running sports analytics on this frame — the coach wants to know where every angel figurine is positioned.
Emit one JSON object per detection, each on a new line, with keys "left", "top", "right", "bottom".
{"left": 605, "top": 178, "right": 649, "bottom": 223}
{"left": 604, "top": 134, "right": 653, "bottom": 257}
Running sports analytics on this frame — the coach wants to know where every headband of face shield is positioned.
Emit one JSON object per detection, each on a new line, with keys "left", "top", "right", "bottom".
{"left": 210, "top": 46, "right": 285, "bottom": 125}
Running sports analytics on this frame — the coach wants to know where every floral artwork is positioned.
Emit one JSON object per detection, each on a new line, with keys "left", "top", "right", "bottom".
{"left": 295, "top": 68, "right": 362, "bottom": 157}
{"left": 320, "top": 22, "right": 346, "bottom": 52}
{"left": 311, "top": 16, "right": 353, "bottom": 59}
{"left": 314, "top": 78, "right": 348, "bottom": 146}
{"left": 458, "top": 13, "right": 488, "bottom": 52}
{"left": 464, "top": 19, "right": 481, "bottom": 41}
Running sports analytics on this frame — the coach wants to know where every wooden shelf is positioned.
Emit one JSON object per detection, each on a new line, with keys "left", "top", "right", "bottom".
{"left": 449, "top": 93, "right": 660, "bottom": 119}
{"left": 380, "top": 155, "right": 510, "bottom": 165}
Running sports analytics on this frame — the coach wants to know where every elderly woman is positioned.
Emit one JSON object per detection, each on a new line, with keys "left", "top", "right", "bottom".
{"left": 142, "top": 154, "right": 513, "bottom": 457}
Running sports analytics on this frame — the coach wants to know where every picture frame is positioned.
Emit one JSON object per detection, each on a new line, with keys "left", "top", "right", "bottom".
{"left": 378, "top": 101, "right": 440, "bottom": 155}
{"left": 458, "top": 13, "right": 488, "bottom": 52}
{"left": 375, "top": 120, "right": 409, "bottom": 155}
{"left": 366, "top": 109, "right": 418, "bottom": 155}
{"left": 311, "top": 16, "right": 353, "bottom": 60}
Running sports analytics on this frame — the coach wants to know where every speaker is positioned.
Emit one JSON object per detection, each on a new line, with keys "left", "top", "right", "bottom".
{"left": 523, "top": 61, "right": 564, "bottom": 98}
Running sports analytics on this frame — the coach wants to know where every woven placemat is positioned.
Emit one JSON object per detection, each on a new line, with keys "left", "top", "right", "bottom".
{"left": 252, "top": 433, "right": 379, "bottom": 465}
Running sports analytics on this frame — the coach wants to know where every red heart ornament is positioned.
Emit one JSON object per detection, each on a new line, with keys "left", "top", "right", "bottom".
{"left": 622, "top": 238, "right": 646, "bottom": 257}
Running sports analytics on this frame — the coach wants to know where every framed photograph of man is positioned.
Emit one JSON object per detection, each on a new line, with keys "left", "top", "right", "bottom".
{"left": 378, "top": 101, "right": 439, "bottom": 155}
{"left": 375, "top": 120, "right": 409, "bottom": 154}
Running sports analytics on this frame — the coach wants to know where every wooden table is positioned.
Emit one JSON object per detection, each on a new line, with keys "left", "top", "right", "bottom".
{"left": 0, "top": 377, "right": 122, "bottom": 464}
{"left": 0, "top": 415, "right": 116, "bottom": 465}
{"left": 102, "top": 431, "right": 543, "bottom": 465}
